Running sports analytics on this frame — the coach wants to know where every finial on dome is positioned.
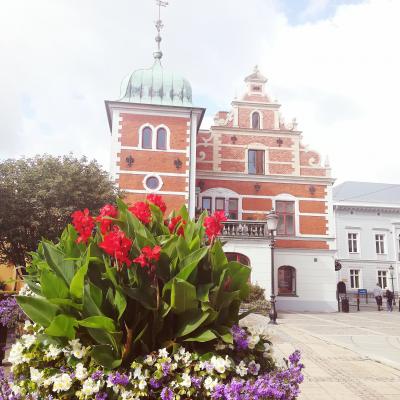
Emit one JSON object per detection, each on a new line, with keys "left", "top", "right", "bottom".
{"left": 154, "top": 0, "right": 168, "bottom": 61}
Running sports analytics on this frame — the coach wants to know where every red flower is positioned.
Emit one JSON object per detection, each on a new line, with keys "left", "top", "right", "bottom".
{"left": 71, "top": 209, "right": 95, "bottom": 244}
{"left": 97, "top": 204, "right": 118, "bottom": 234}
{"left": 204, "top": 211, "right": 227, "bottom": 240}
{"left": 224, "top": 276, "right": 232, "bottom": 291}
{"left": 128, "top": 202, "right": 151, "bottom": 224}
{"left": 133, "top": 245, "right": 161, "bottom": 270}
{"left": 146, "top": 194, "right": 167, "bottom": 214}
{"left": 99, "top": 227, "right": 132, "bottom": 267}
{"left": 168, "top": 216, "right": 186, "bottom": 236}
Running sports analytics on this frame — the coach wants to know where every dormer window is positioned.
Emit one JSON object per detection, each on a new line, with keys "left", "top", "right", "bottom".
{"left": 142, "top": 127, "right": 152, "bottom": 149}
{"left": 252, "top": 112, "right": 261, "bottom": 129}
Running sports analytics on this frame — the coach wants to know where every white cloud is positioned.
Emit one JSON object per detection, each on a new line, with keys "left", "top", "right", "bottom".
{"left": 0, "top": 0, "right": 399, "bottom": 184}
{"left": 300, "top": 0, "right": 330, "bottom": 19}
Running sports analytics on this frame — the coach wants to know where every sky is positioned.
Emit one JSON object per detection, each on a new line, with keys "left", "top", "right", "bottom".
{"left": 0, "top": 0, "right": 399, "bottom": 184}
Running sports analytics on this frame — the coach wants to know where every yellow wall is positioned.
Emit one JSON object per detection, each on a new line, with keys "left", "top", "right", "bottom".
{"left": 0, "top": 264, "right": 22, "bottom": 291}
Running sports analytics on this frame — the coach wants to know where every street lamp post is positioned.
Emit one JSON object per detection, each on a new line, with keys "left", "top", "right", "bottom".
{"left": 266, "top": 209, "right": 279, "bottom": 325}
{"left": 389, "top": 265, "right": 396, "bottom": 306}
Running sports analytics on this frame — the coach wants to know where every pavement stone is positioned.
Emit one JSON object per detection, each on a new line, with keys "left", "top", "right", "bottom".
{"left": 245, "top": 311, "right": 400, "bottom": 400}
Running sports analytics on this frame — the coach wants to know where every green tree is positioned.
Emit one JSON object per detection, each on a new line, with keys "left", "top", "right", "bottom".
{"left": 0, "top": 154, "right": 118, "bottom": 270}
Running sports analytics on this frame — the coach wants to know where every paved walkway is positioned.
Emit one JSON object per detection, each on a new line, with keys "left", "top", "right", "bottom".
{"left": 245, "top": 311, "right": 400, "bottom": 400}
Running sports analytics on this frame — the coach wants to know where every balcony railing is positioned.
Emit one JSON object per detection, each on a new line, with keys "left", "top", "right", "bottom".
{"left": 221, "top": 220, "right": 268, "bottom": 239}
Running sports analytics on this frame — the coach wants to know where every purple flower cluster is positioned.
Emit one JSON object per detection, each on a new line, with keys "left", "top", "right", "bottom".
{"left": 0, "top": 367, "right": 20, "bottom": 400}
{"left": 160, "top": 387, "right": 174, "bottom": 400}
{"left": 0, "top": 296, "right": 26, "bottom": 329}
{"left": 211, "top": 351, "right": 304, "bottom": 400}
{"left": 231, "top": 325, "right": 249, "bottom": 350}
{"left": 108, "top": 372, "right": 129, "bottom": 386}
{"left": 91, "top": 370, "right": 103, "bottom": 381}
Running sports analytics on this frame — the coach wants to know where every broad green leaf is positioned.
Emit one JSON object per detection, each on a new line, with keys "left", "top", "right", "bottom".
{"left": 176, "top": 310, "right": 210, "bottom": 337}
{"left": 89, "top": 282, "right": 103, "bottom": 309}
{"left": 78, "top": 316, "right": 116, "bottom": 332}
{"left": 171, "top": 278, "right": 197, "bottom": 314}
{"left": 149, "top": 203, "right": 163, "bottom": 225}
{"left": 40, "top": 270, "right": 69, "bottom": 299}
{"left": 214, "top": 326, "right": 233, "bottom": 344}
{"left": 48, "top": 298, "right": 83, "bottom": 311}
{"left": 70, "top": 247, "right": 90, "bottom": 299}
{"left": 90, "top": 345, "right": 122, "bottom": 369}
{"left": 184, "top": 329, "right": 217, "bottom": 342}
{"left": 16, "top": 296, "right": 59, "bottom": 328}
{"left": 122, "top": 287, "right": 157, "bottom": 310}
{"left": 42, "top": 242, "right": 75, "bottom": 284}
{"left": 210, "top": 241, "right": 228, "bottom": 281}
{"left": 189, "top": 235, "right": 200, "bottom": 251}
{"left": 197, "top": 283, "right": 214, "bottom": 302}
{"left": 45, "top": 314, "right": 77, "bottom": 339}
{"left": 115, "top": 289, "right": 127, "bottom": 320}
{"left": 176, "top": 235, "right": 190, "bottom": 260}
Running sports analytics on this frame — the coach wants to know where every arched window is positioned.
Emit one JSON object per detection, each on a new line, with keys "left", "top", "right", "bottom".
{"left": 225, "top": 252, "right": 251, "bottom": 267}
{"left": 142, "top": 127, "right": 152, "bottom": 149}
{"left": 252, "top": 112, "right": 260, "bottom": 129}
{"left": 156, "top": 127, "right": 167, "bottom": 150}
{"left": 278, "top": 266, "right": 296, "bottom": 295}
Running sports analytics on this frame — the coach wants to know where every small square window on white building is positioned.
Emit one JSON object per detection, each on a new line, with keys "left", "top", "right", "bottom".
{"left": 349, "top": 269, "right": 361, "bottom": 289}
{"left": 347, "top": 233, "right": 359, "bottom": 253}
{"left": 375, "top": 234, "right": 385, "bottom": 254}
{"left": 377, "top": 270, "right": 387, "bottom": 289}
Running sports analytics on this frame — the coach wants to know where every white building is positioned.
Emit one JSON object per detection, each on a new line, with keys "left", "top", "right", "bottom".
{"left": 334, "top": 181, "right": 400, "bottom": 296}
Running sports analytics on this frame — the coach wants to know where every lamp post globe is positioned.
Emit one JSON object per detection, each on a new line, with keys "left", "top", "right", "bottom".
{"left": 266, "top": 209, "right": 279, "bottom": 324}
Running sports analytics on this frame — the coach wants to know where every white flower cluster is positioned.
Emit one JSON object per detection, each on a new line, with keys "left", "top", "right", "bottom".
{"left": 18, "top": 283, "right": 38, "bottom": 297}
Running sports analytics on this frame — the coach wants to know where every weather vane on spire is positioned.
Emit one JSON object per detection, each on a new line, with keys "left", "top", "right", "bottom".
{"left": 154, "top": 0, "right": 168, "bottom": 61}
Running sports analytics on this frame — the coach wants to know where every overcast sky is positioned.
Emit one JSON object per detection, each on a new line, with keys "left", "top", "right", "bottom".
{"left": 1, "top": 0, "right": 399, "bottom": 184}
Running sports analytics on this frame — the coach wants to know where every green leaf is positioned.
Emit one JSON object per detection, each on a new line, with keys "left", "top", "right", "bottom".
{"left": 122, "top": 287, "right": 157, "bottom": 310}
{"left": 210, "top": 241, "right": 228, "bottom": 282}
{"left": 48, "top": 298, "right": 83, "bottom": 311}
{"left": 45, "top": 314, "right": 77, "bottom": 339}
{"left": 40, "top": 270, "right": 69, "bottom": 299}
{"left": 176, "top": 235, "right": 190, "bottom": 260}
{"left": 214, "top": 326, "right": 233, "bottom": 344}
{"left": 184, "top": 329, "right": 217, "bottom": 342}
{"left": 115, "top": 289, "right": 127, "bottom": 320}
{"left": 197, "top": 283, "right": 214, "bottom": 302}
{"left": 171, "top": 278, "right": 197, "bottom": 314}
{"left": 90, "top": 345, "right": 122, "bottom": 369}
{"left": 89, "top": 282, "right": 103, "bottom": 309}
{"left": 42, "top": 242, "right": 75, "bottom": 284}
{"left": 176, "top": 310, "right": 210, "bottom": 337}
{"left": 78, "top": 316, "right": 116, "bottom": 332}
{"left": 16, "top": 296, "right": 60, "bottom": 328}
{"left": 70, "top": 252, "right": 90, "bottom": 299}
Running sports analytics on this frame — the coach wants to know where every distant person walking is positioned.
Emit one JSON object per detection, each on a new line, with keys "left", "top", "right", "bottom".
{"left": 385, "top": 288, "right": 394, "bottom": 312}
{"left": 374, "top": 283, "right": 383, "bottom": 311}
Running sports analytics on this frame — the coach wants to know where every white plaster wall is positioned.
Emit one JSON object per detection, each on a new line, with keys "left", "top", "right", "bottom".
{"left": 335, "top": 207, "right": 400, "bottom": 293}
{"left": 222, "top": 240, "right": 337, "bottom": 312}
{"left": 275, "top": 250, "right": 337, "bottom": 312}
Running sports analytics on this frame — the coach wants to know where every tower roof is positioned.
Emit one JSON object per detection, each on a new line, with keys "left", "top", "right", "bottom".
{"left": 119, "top": 60, "right": 193, "bottom": 106}
{"left": 244, "top": 65, "right": 268, "bottom": 83}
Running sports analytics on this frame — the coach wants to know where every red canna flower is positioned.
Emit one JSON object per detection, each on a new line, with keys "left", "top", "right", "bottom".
{"left": 133, "top": 245, "right": 161, "bottom": 271}
{"left": 146, "top": 194, "right": 167, "bottom": 214}
{"left": 99, "top": 226, "right": 132, "bottom": 267}
{"left": 204, "top": 211, "right": 227, "bottom": 241}
{"left": 97, "top": 204, "right": 118, "bottom": 234}
{"left": 128, "top": 202, "right": 151, "bottom": 224}
{"left": 71, "top": 208, "right": 95, "bottom": 244}
{"left": 168, "top": 216, "right": 186, "bottom": 236}
{"left": 224, "top": 276, "right": 233, "bottom": 291}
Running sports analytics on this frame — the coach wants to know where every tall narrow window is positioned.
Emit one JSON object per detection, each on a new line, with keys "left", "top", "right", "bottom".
{"left": 156, "top": 127, "right": 167, "bottom": 150}
{"left": 276, "top": 201, "right": 295, "bottom": 236}
{"left": 375, "top": 234, "right": 385, "bottom": 254}
{"left": 350, "top": 269, "right": 360, "bottom": 289}
{"left": 142, "top": 127, "right": 152, "bottom": 149}
{"left": 248, "top": 150, "right": 265, "bottom": 174}
{"left": 225, "top": 252, "right": 251, "bottom": 266}
{"left": 278, "top": 266, "right": 296, "bottom": 295}
{"left": 215, "top": 198, "right": 225, "bottom": 212}
{"left": 228, "top": 198, "right": 239, "bottom": 220}
{"left": 348, "top": 233, "right": 359, "bottom": 253}
{"left": 377, "top": 270, "right": 387, "bottom": 289}
{"left": 202, "top": 197, "right": 212, "bottom": 214}
{"left": 252, "top": 112, "right": 260, "bottom": 129}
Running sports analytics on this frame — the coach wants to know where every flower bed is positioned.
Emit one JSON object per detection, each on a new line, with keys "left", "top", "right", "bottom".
{"left": 2, "top": 196, "right": 303, "bottom": 399}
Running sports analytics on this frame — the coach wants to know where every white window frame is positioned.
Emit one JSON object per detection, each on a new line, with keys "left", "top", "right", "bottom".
{"left": 245, "top": 143, "right": 269, "bottom": 175}
{"left": 347, "top": 232, "right": 359, "bottom": 254}
{"left": 250, "top": 110, "right": 263, "bottom": 129}
{"left": 142, "top": 173, "right": 163, "bottom": 192}
{"left": 199, "top": 188, "right": 242, "bottom": 220}
{"left": 375, "top": 233, "right": 386, "bottom": 254}
{"left": 377, "top": 270, "right": 388, "bottom": 289}
{"left": 349, "top": 269, "right": 361, "bottom": 289}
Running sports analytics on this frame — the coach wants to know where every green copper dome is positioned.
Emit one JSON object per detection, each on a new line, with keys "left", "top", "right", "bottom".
{"left": 119, "top": 59, "right": 192, "bottom": 107}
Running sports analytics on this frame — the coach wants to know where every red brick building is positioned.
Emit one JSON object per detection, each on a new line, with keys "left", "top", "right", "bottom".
{"left": 106, "top": 54, "right": 337, "bottom": 311}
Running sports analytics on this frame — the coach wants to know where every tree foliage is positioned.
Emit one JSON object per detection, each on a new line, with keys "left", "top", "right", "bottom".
{"left": 0, "top": 154, "right": 118, "bottom": 268}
